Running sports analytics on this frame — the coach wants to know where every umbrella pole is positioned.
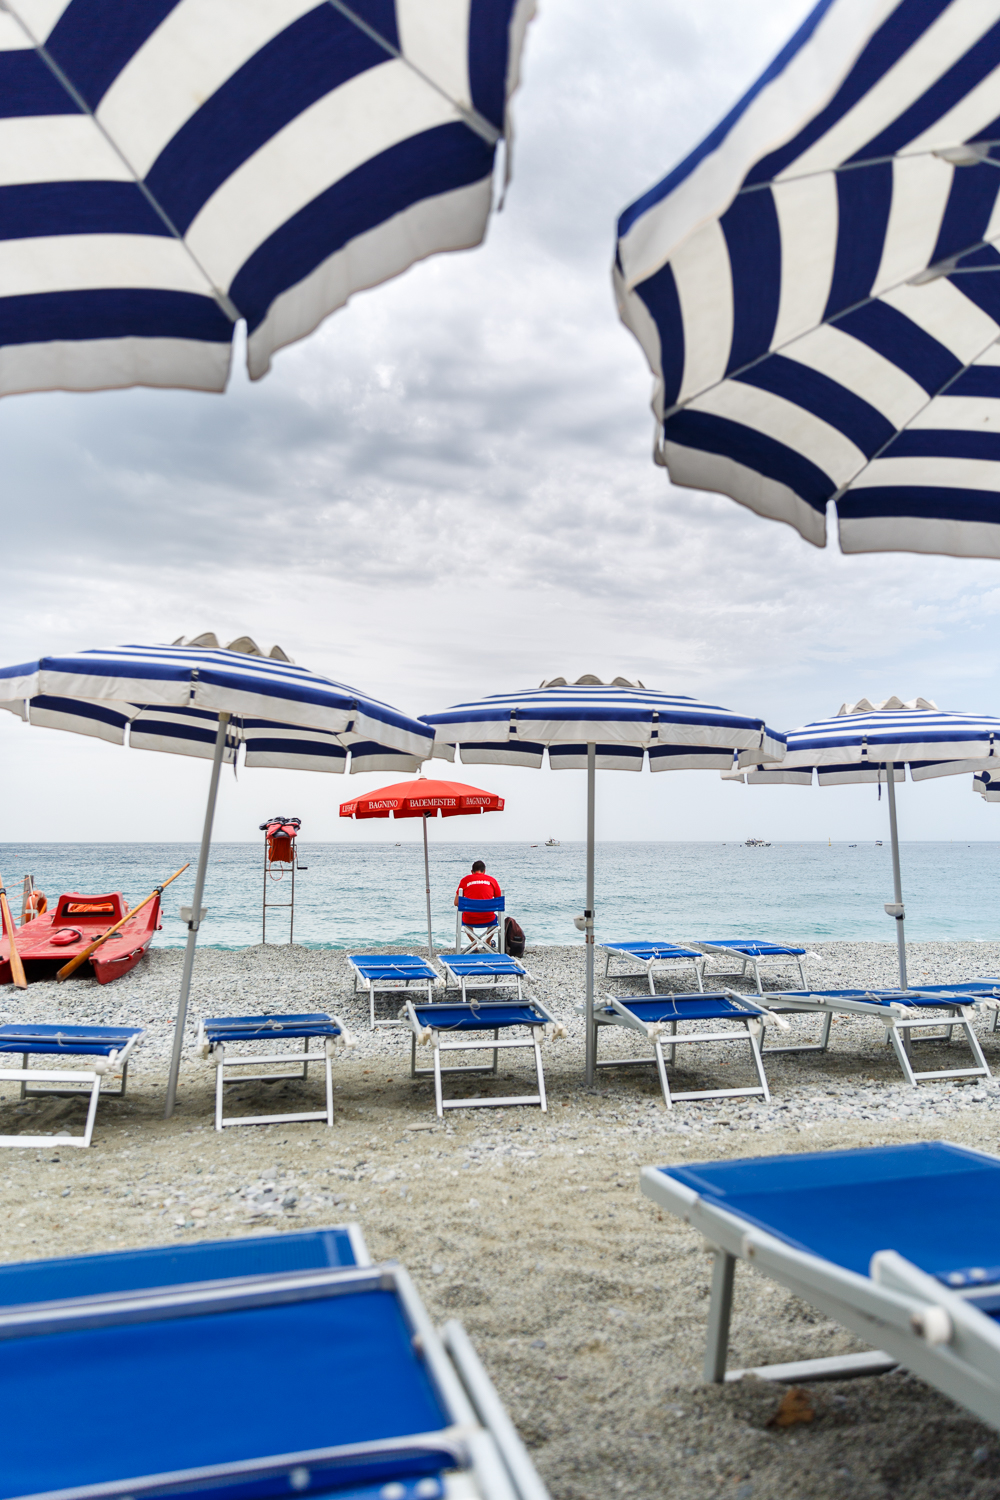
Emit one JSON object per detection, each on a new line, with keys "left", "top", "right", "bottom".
{"left": 883, "top": 759, "right": 908, "bottom": 989}
{"left": 585, "top": 742, "right": 596, "bottom": 1085}
{"left": 164, "top": 712, "right": 230, "bottom": 1118}
{"left": 423, "top": 813, "right": 435, "bottom": 957}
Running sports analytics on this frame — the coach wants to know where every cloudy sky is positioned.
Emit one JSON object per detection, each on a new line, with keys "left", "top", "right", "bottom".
{"left": 4, "top": 0, "right": 1000, "bottom": 849}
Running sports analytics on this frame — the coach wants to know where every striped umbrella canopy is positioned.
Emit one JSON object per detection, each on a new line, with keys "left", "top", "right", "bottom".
{"left": 975, "top": 769, "right": 1000, "bottom": 800}
{"left": 0, "top": 633, "right": 439, "bottom": 1113}
{"left": 0, "top": 0, "right": 532, "bottom": 399}
{"left": 422, "top": 675, "right": 786, "bottom": 1081}
{"left": 727, "top": 696, "right": 1000, "bottom": 984}
{"left": 615, "top": 0, "right": 1000, "bottom": 559}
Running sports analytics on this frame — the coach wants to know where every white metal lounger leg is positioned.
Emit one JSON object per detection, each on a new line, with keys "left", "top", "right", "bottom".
{"left": 534, "top": 1036, "right": 547, "bottom": 1112}
{"left": 433, "top": 1040, "right": 444, "bottom": 1119}
{"left": 887, "top": 1022, "right": 919, "bottom": 1087}
{"left": 215, "top": 1044, "right": 226, "bottom": 1131}
{"left": 762, "top": 1011, "right": 833, "bottom": 1055}
{"left": 704, "top": 1249, "right": 736, "bottom": 1383}
{"left": 324, "top": 1048, "right": 334, "bottom": 1127}
{"left": 653, "top": 1038, "right": 672, "bottom": 1107}
{"left": 747, "top": 1025, "right": 771, "bottom": 1103}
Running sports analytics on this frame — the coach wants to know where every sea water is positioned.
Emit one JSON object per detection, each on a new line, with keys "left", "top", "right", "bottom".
{"left": 1, "top": 840, "right": 997, "bottom": 951}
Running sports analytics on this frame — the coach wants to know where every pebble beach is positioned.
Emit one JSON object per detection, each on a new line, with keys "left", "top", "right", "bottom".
{"left": 3, "top": 939, "right": 1000, "bottom": 1500}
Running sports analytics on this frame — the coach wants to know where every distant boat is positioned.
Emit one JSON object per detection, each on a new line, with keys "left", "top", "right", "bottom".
{"left": 875, "top": 840, "right": 883, "bottom": 846}
{"left": 744, "top": 838, "right": 770, "bottom": 847}
{"left": 849, "top": 843, "right": 857, "bottom": 847}
{"left": 544, "top": 838, "right": 560, "bottom": 847}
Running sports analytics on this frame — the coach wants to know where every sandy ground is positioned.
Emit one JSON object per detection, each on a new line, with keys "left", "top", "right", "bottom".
{"left": 2, "top": 941, "right": 1000, "bottom": 1500}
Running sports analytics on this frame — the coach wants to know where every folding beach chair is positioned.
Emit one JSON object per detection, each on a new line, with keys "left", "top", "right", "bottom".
{"left": 197, "top": 1013, "right": 352, "bottom": 1131}
{"left": 438, "top": 951, "right": 532, "bottom": 1003}
{"left": 0, "top": 1224, "right": 371, "bottom": 1306}
{"left": 456, "top": 894, "right": 506, "bottom": 953}
{"left": 909, "top": 978, "right": 1000, "bottom": 1031}
{"left": 347, "top": 953, "right": 440, "bottom": 1028}
{"left": 599, "top": 941, "right": 705, "bottom": 993}
{"left": 641, "top": 1141, "right": 1000, "bottom": 1434}
{"left": 590, "top": 992, "right": 772, "bottom": 1107}
{"left": 0, "top": 1252, "right": 551, "bottom": 1500}
{"left": 404, "top": 997, "right": 563, "bottom": 1117}
{"left": 696, "top": 939, "right": 815, "bottom": 993}
{"left": 762, "top": 986, "right": 991, "bottom": 1087}
{"left": 0, "top": 1023, "right": 143, "bottom": 1149}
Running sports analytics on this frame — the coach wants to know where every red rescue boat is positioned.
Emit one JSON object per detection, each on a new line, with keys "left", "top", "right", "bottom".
{"left": 0, "top": 891, "right": 161, "bottom": 985}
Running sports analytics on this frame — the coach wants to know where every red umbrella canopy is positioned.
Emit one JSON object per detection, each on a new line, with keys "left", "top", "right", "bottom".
{"left": 340, "top": 779, "right": 504, "bottom": 820}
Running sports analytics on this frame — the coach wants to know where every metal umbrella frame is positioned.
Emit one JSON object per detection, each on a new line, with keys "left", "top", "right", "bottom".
{"left": 0, "top": 634, "right": 438, "bottom": 1114}
{"left": 727, "top": 696, "right": 1000, "bottom": 986}
{"left": 339, "top": 776, "right": 505, "bottom": 956}
{"left": 422, "top": 675, "right": 786, "bottom": 1083}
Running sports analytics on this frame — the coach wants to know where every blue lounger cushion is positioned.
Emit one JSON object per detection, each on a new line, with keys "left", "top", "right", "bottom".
{"left": 603, "top": 942, "right": 703, "bottom": 960}
{"left": 703, "top": 940, "right": 806, "bottom": 957}
{"left": 439, "top": 954, "right": 526, "bottom": 975}
{"left": 0, "top": 1024, "right": 142, "bottom": 1056}
{"left": 202, "top": 1014, "right": 342, "bottom": 1043}
{"left": 412, "top": 1003, "right": 546, "bottom": 1030}
{"left": 605, "top": 995, "right": 765, "bottom": 1024}
{"left": 0, "top": 1286, "right": 451, "bottom": 1498}
{"left": 350, "top": 956, "right": 437, "bottom": 980}
{"left": 659, "top": 1141, "right": 1000, "bottom": 1284}
{"left": 0, "top": 1228, "right": 361, "bottom": 1306}
{"left": 778, "top": 988, "right": 973, "bottom": 1010}
{"left": 909, "top": 979, "right": 1000, "bottom": 997}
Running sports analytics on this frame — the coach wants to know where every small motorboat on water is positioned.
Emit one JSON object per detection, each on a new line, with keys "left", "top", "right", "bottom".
{"left": 0, "top": 890, "right": 161, "bottom": 985}
{"left": 544, "top": 838, "right": 560, "bottom": 847}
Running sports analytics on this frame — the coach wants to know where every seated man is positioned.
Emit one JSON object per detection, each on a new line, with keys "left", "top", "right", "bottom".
{"left": 454, "top": 860, "right": 503, "bottom": 949}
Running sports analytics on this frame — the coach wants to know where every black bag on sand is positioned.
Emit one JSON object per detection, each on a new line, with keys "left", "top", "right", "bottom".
{"left": 505, "top": 916, "right": 525, "bottom": 957}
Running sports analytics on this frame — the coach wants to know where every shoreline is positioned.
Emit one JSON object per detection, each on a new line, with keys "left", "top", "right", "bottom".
{"left": 1, "top": 940, "right": 998, "bottom": 1498}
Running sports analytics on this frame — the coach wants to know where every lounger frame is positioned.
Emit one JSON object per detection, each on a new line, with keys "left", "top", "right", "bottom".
{"left": 0, "top": 1260, "right": 547, "bottom": 1499}
{"left": 404, "top": 998, "right": 557, "bottom": 1117}
{"left": 641, "top": 1157, "right": 1000, "bottom": 1433}
{"left": 696, "top": 941, "right": 810, "bottom": 994}
{"left": 762, "top": 988, "right": 991, "bottom": 1087}
{"left": 599, "top": 942, "right": 705, "bottom": 994}
{"left": 198, "top": 1015, "right": 347, "bottom": 1131}
{"left": 592, "top": 992, "right": 770, "bottom": 1106}
{"left": 0, "top": 1027, "right": 143, "bottom": 1149}
{"left": 347, "top": 954, "right": 440, "bottom": 1029}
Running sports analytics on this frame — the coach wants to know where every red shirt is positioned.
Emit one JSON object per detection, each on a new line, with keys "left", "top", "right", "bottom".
{"left": 457, "top": 872, "right": 502, "bottom": 925}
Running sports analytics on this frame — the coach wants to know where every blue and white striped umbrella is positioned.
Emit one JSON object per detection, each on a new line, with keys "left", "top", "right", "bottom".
{"left": 0, "top": 0, "right": 532, "bottom": 398}
{"left": 616, "top": 0, "right": 1000, "bottom": 559}
{"left": 0, "top": 633, "right": 438, "bottom": 1112}
{"left": 423, "top": 675, "right": 786, "bottom": 1081}
{"left": 975, "top": 769, "right": 1000, "bottom": 800}
{"left": 728, "top": 695, "right": 1000, "bottom": 983}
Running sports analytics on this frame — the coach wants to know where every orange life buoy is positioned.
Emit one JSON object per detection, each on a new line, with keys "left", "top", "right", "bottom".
{"left": 24, "top": 890, "right": 47, "bottom": 920}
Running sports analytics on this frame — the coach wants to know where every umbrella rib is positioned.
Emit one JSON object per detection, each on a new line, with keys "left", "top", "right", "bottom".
{"left": 4, "top": 7, "right": 242, "bottom": 324}
{"left": 325, "top": 0, "right": 502, "bottom": 148}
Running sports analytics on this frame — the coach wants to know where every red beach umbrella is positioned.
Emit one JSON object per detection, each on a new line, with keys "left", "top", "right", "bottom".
{"left": 340, "top": 778, "right": 504, "bottom": 954}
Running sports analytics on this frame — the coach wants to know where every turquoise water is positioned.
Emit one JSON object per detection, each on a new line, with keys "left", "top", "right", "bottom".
{"left": 1, "top": 841, "right": 997, "bottom": 950}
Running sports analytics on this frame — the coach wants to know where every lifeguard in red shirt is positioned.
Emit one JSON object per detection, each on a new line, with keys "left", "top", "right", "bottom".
{"left": 454, "top": 860, "right": 502, "bottom": 944}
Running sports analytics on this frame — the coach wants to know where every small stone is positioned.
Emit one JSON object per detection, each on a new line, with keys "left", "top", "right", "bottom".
{"left": 530, "top": 1338, "right": 546, "bottom": 1350}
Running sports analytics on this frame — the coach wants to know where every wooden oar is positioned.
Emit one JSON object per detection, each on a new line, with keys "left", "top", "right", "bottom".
{"left": 0, "top": 872, "right": 27, "bottom": 989}
{"left": 56, "top": 863, "right": 190, "bottom": 982}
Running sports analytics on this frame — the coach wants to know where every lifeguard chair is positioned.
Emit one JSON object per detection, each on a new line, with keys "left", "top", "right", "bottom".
{"left": 259, "top": 817, "right": 305, "bottom": 944}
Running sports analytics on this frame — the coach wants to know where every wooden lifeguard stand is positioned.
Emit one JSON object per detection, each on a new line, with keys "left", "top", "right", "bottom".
{"left": 260, "top": 817, "right": 306, "bottom": 943}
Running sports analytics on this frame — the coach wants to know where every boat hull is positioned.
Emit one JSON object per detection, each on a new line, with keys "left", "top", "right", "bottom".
{"left": 0, "top": 892, "right": 161, "bottom": 986}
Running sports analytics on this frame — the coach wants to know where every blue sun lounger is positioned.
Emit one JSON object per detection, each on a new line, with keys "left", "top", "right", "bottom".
{"left": 438, "top": 952, "right": 533, "bottom": 1003}
{"left": 642, "top": 1142, "right": 1000, "bottom": 1432}
{"left": 0, "top": 1023, "right": 144, "bottom": 1149}
{"left": 404, "top": 998, "right": 562, "bottom": 1116}
{"left": 0, "top": 1224, "right": 371, "bottom": 1306}
{"left": 763, "top": 986, "right": 991, "bottom": 1087}
{"left": 0, "top": 1251, "right": 550, "bottom": 1500}
{"left": 599, "top": 942, "right": 705, "bottom": 993}
{"left": 696, "top": 940, "right": 814, "bottom": 993}
{"left": 197, "top": 1013, "right": 352, "bottom": 1131}
{"left": 590, "top": 993, "right": 772, "bottom": 1106}
{"left": 347, "top": 953, "right": 441, "bottom": 1029}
